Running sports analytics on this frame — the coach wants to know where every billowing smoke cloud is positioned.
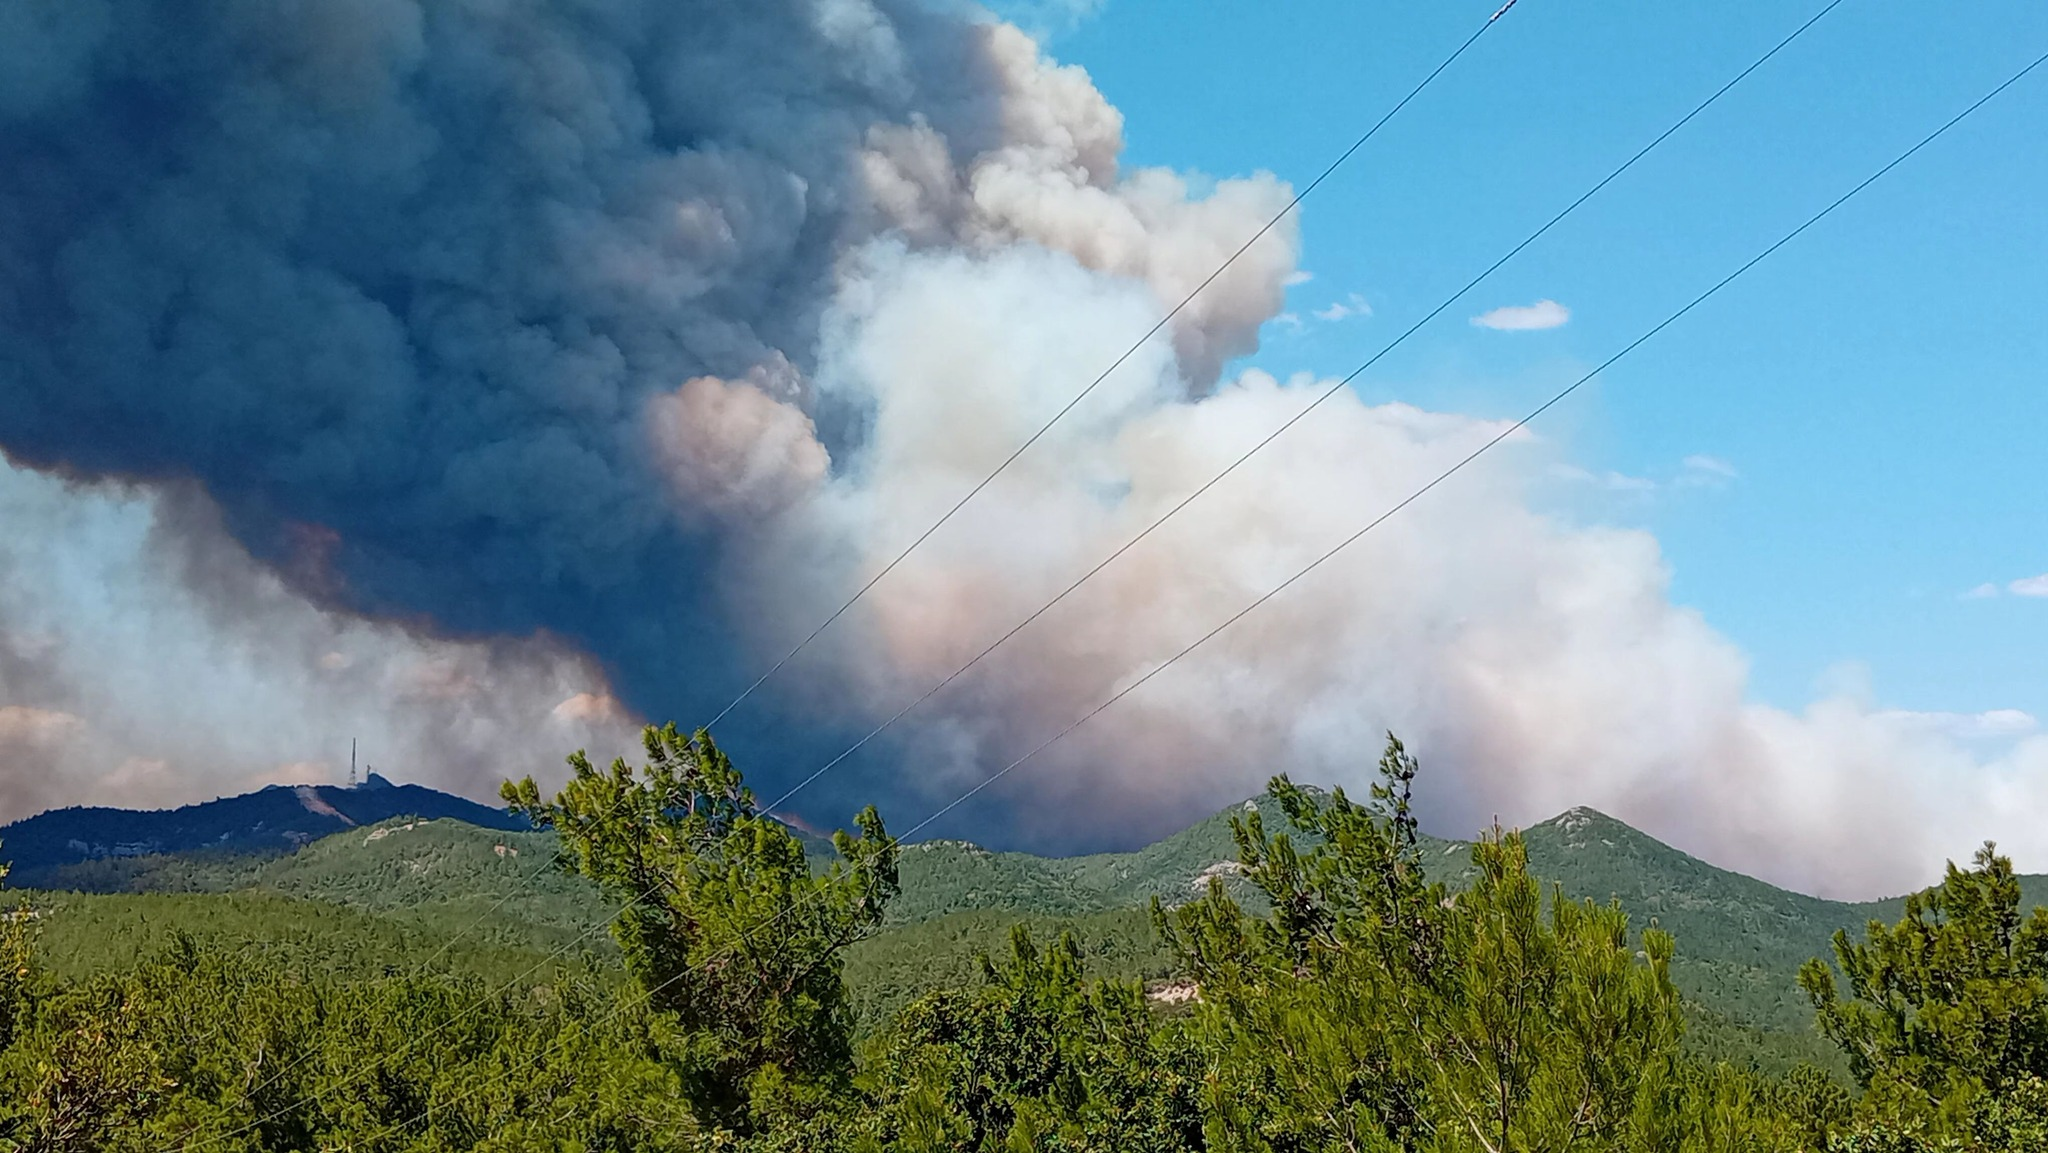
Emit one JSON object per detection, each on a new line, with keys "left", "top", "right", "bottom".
{"left": 0, "top": 0, "right": 2040, "bottom": 898}
{"left": 0, "top": 463, "right": 644, "bottom": 819}
{"left": 0, "top": 0, "right": 1282, "bottom": 722}
{"left": 734, "top": 239, "right": 2048, "bottom": 899}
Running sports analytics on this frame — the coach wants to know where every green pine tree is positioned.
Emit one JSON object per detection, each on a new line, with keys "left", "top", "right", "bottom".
{"left": 1155, "top": 734, "right": 1773, "bottom": 1153}
{"left": 504, "top": 723, "right": 899, "bottom": 1138}
{"left": 1801, "top": 843, "right": 2048, "bottom": 1148}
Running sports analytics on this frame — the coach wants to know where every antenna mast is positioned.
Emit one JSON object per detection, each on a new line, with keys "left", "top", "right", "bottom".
{"left": 350, "top": 738, "right": 358, "bottom": 788}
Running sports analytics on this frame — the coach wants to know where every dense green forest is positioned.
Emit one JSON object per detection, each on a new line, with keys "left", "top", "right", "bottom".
{"left": 4, "top": 727, "right": 2046, "bottom": 1150}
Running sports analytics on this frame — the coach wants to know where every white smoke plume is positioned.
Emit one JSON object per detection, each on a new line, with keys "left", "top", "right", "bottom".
{"left": 0, "top": 464, "right": 642, "bottom": 821}
{"left": 719, "top": 233, "right": 2047, "bottom": 900}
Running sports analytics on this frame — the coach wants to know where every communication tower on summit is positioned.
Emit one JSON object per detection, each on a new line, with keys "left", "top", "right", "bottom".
{"left": 349, "top": 738, "right": 358, "bottom": 788}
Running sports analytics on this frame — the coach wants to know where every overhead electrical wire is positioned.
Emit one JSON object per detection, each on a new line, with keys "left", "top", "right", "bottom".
{"left": 892, "top": 40, "right": 2048, "bottom": 837}
{"left": 183, "top": 1, "right": 1847, "bottom": 1144}
{"left": 327, "top": 24, "right": 2048, "bottom": 1153}
{"left": 700, "top": 1, "right": 1523, "bottom": 733}
{"left": 755, "top": 0, "right": 1846, "bottom": 814}
{"left": 167, "top": 14, "right": 1525, "bottom": 1149}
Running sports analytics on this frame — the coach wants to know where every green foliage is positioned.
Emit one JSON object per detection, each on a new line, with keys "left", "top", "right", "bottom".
{"left": 1823, "top": 1079, "right": 2048, "bottom": 1153}
{"left": 885, "top": 842, "right": 1116, "bottom": 924}
{"left": 877, "top": 797, "right": 1318, "bottom": 927}
{"left": 1155, "top": 735, "right": 1796, "bottom": 1152}
{"left": 29, "top": 769, "right": 1953, "bottom": 1083}
{"left": 1677, "top": 1002, "right": 1849, "bottom": 1083}
{"left": 0, "top": 937, "right": 695, "bottom": 1152}
{"left": 862, "top": 924, "right": 1207, "bottom": 1152}
{"left": 0, "top": 855, "right": 33, "bottom": 1060}
{"left": 19, "top": 732, "right": 2048, "bottom": 1150}
{"left": 1477, "top": 807, "right": 1874, "bottom": 1080}
{"left": 843, "top": 905, "right": 1178, "bottom": 1031}
{"left": 214, "top": 818, "right": 611, "bottom": 947}
{"left": 1802, "top": 844, "right": 2048, "bottom": 1143}
{"left": 20, "top": 889, "right": 600, "bottom": 989}
{"left": 504, "top": 723, "right": 899, "bottom": 1137}
{"left": 1054, "top": 797, "right": 1315, "bottom": 913}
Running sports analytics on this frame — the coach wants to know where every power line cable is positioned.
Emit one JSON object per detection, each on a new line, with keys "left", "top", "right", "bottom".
{"left": 759, "top": 0, "right": 1846, "bottom": 814}
{"left": 202, "top": 0, "right": 1854, "bottom": 1140}
{"left": 164, "top": 13, "right": 1520, "bottom": 1145}
{"left": 899, "top": 43, "right": 2048, "bottom": 838}
{"left": 328, "top": 35, "right": 2048, "bottom": 1153}
{"left": 701, "top": 1, "right": 1523, "bottom": 733}
{"left": 299, "top": 0, "right": 1821, "bottom": 1022}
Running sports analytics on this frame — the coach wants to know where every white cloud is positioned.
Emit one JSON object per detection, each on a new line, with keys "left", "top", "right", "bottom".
{"left": 1875, "top": 708, "right": 2039, "bottom": 741}
{"left": 1472, "top": 298, "right": 1571, "bottom": 331}
{"left": 1678, "top": 454, "right": 1739, "bottom": 487}
{"left": 1671, "top": 452, "right": 1736, "bottom": 489}
{"left": 1959, "top": 573, "right": 2048, "bottom": 598}
{"left": 1548, "top": 463, "right": 1656, "bottom": 494}
{"left": 1271, "top": 312, "right": 1304, "bottom": 333}
{"left": 1313, "top": 292, "right": 1371, "bottom": 322}
{"left": 1549, "top": 453, "right": 1734, "bottom": 497}
{"left": 1283, "top": 270, "right": 1314, "bottom": 287}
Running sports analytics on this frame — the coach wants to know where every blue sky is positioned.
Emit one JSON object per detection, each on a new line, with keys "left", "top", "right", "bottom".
{"left": 1033, "top": 0, "right": 2047, "bottom": 723}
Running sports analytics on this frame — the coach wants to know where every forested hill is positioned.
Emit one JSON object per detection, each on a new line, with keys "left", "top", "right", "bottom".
{"left": 0, "top": 773, "right": 526, "bottom": 887}
{"left": 13, "top": 783, "right": 2045, "bottom": 1079}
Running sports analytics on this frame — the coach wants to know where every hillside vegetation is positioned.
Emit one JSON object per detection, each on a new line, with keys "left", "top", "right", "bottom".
{"left": 23, "top": 889, "right": 602, "bottom": 990}
{"left": 18, "top": 783, "right": 2032, "bottom": 1080}
{"left": 10, "top": 729, "right": 2043, "bottom": 1149}
{"left": 10, "top": 732, "right": 2048, "bottom": 1149}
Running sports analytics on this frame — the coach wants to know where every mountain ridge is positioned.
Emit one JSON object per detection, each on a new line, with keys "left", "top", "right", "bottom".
{"left": 9, "top": 780, "right": 2028, "bottom": 914}
{"left": 0, "top": 775, "right": 527, "bottom": 888}
{"left": 13, "top": 779, "right": 2048, "bottom": 1078}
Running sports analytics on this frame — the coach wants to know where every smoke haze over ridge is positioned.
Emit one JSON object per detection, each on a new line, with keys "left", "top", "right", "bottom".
{"left": 0, "top": 0, "right": 2042, "bottom": 899}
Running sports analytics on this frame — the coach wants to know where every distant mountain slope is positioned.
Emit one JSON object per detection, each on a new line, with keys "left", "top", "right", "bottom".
{"left": 885, "top": 794, "right": 1317, "bottom": 923}
{"left": 1428, "top": 807, "right": 1863, "bottom": 1070}
{"left": 886, "top": 802, "right": 2048, "bottom": 1075}
{"left": 0, "top": 773, "right": 526, "bottom": 887}
{"left": 15, "top": 783, "right": 2047, "bottom": 1079}
{"left": 1057, "top": 796, "right": 1288, "bottom": 908}
{"left": 229, "top": 817, "right": 603, "bottom": 937}
{"left": 889, "top": 840, "right": 1113, "bottom": 923}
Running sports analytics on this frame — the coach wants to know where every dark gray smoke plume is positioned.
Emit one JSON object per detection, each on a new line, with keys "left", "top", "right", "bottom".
{"left": 1, "top": 0, "right": 980, "bottom": 713}
{"left": 0, "top": 0, "right": 1291, "bottom": 825}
